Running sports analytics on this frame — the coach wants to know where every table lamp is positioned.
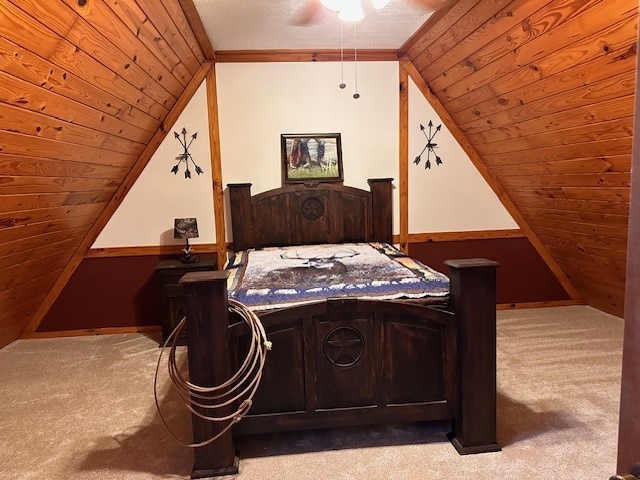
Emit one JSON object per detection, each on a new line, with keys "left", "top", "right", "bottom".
{"left": 174, "top": 217, "right": 198, "bottom": 263}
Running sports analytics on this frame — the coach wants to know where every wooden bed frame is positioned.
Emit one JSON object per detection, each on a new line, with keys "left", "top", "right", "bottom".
{"left": 180, "top": 179, "right": 500, "bottom": 478}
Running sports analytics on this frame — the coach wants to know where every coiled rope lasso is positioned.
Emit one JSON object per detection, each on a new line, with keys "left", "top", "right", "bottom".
{"left": 154, "top": 298, "right": 272, "bottom": 448}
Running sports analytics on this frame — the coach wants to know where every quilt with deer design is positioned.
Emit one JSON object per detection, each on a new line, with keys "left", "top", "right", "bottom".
{"left": 225, "top": 242, "right": 449, "bottom": 311}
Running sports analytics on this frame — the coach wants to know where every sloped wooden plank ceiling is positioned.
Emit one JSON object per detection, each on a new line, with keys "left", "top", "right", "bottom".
{"left": 0, "top": 0, "right": 636, "bottom": 348}
{"left": 402, "top": 0, "right": 637, "bottom": 316}
{"left": 0, "top": 0, "right": 208, "bottom": 348}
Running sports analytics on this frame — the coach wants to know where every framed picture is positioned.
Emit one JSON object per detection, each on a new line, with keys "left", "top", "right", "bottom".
{"left": 281, "top": 133, "right": 343, "bottom": 184}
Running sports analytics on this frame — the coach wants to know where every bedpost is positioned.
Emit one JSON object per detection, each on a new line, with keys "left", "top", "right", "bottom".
{"left": 444, "top": 258, "right": 501, "bottom": 455}
{"left": 227, "top": 183, "right": 253, "bottom": 252}
{"left": 368, "top": 178, "right": 393, "bottom": 243}
{"left": 180, "top": 271, "right": 239, "bottom": 478}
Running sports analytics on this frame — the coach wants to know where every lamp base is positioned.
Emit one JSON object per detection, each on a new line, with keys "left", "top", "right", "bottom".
{"left": 181, "top": 240, "right": 196, "bottom": 263}
{"left": 181, "top": 250, "right": 196, "bottom": 263}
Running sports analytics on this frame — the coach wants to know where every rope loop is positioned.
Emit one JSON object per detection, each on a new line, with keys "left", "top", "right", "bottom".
{"left": 154, "top": 299, "right": 270, "bottom": 448}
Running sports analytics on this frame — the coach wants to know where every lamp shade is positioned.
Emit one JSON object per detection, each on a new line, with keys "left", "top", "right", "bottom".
{"left": 174, "top": 218, "right": 199, "bottom": 239}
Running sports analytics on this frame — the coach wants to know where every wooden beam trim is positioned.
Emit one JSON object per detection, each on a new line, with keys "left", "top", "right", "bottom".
{"left": 177, "top": 0, "right": 216, "bottom": 61}
{"left": 403, "top": 229, "right": 526, "bottom": 243}
{"left": 399, "top": 61, "right": 409, "bottom": 253}
{"left": 400, "top": 57, "right": 582, "bottom": 302}
{"left": 86, "top": 243, "right": 217, "bottom": 258}
{"left": 399, "top": 0, "right": 479, "bottom": 58}
{"left": 21, "top": 62, "right": 214, "bottom": 334}
{"left": 206, "top": 66, "right": 228, "bottom": 269}
{"left": 213, "top": 49, "right": 399, "bottom": 63}
{"left": 392, "top": 229, "right": 525, "bottom": 244}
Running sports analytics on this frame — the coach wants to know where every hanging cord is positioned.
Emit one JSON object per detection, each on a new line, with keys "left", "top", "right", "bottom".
{"left": 353, "top": 21, "right": 360, "bottom": 99}
{"left": 339, "top": 20, "right": 346, "bottom": 89}
{"left": 154, "top": 299, "right": 272, "bottom": 448}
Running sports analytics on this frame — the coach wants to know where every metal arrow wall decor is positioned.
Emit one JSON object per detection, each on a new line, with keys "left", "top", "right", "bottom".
{"left": 171, "top": 127, "right": 203, "bottom": 179}
{"left": 413, "top": 121, "right": 444, "bottom": 170}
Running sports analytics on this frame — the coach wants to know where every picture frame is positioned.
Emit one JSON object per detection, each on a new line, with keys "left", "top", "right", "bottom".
{"left": 281, "top": 133, "right": 343, "bottom": 184}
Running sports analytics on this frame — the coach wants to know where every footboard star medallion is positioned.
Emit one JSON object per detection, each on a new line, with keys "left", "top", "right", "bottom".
{"left": 324, "top": 326, "right": 365, "bottom": 368}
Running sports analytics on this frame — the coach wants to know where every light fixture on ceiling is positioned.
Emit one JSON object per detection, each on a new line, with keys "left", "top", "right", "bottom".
{"left": 317, "top": 0, "right": 394, "bottom": 99}
{"left": 319, "top": 0, "right": 391, "bottom": 22}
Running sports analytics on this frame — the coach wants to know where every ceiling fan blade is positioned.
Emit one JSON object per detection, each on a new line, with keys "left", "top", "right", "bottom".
{"left": 289, "top": 0, "right": 325, "bottom": 26}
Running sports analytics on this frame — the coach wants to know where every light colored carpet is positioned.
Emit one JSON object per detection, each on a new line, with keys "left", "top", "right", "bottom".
{"left": 0, "top": 306, "right": 624, "bottom": 479}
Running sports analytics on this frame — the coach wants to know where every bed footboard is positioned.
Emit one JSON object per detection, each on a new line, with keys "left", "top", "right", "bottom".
{"left": 180, "top": 259, "right": 499, "bottom": 477}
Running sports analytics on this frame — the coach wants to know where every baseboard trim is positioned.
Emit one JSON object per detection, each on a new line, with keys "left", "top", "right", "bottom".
{"left": 21, "top": 325, "right": 161, "bottom": 339}
{"left": 497, "top": 300, "right": 582, "bottom": 310}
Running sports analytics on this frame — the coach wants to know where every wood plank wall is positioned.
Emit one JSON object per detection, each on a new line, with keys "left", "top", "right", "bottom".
{"left": 0, "top": 0, "right": 636, "bottom": 348}
{"left": 0, "top": 0, "right": 208, "bottom": 348}
{"left": 402, "top": 0, "right": 638, "bottom": 316}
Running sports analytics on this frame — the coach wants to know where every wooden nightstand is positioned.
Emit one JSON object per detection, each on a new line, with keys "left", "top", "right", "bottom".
{"left": 155, "top": 256, "right": 217, "bottom": 345}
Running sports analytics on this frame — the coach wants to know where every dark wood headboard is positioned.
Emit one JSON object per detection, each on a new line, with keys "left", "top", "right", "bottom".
{"left": 227, "top": 179, "right": 393, "bottom": 251}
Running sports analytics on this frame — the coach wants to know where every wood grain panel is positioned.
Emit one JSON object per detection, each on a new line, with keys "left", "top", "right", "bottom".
{"left": 428, "top": 0, "right": 606, "bottom": 93}
{"left": 0, "top": 131, "right": 137, "bottom": 167}
{"left": 419, "top": 0, "right": 551, "bottom": 83}
{"left": 538, "top": 235, "right": 628, "bottom": 264}
{"left": 1, "top": 1, "right": 169, "bottom": 120}
{"left": 63, "top": 15, "right": 177, "bottom": 108}
{"left": 474, "top": 118, "right": 633, "bottom": 156}
{"left": 0, "top": 155, "right": 130, "bottom": 180}
{"left": 0, "top": 37, "right": 160, "bottom": 133}
{"left": 499, "top": 172, "right": 630, "bottom": 189}
{"left": 412, "top": 0, "right": 511, "bottom": 72}
{"left": 0, "top": 175, "right": 119, "bottom": 194}
{"left": 103, "top": 0, "right": 196, "bottom": 80}
{"left": 0, "top": 0, "right": 207, "bottom": 346}
{"left": 0, "top": 203, "right": 105, "bottom": 230}
{"left": 519, "top": 206, "right": 629, "bottom": 228}
{"left": 133, "top": 1, "right": 204, "bottom": 72}
{"left": 482, "top": 138, "right": 633, "bottom": 166}
{"left": 0, "top": 251, "right": 75, "bottom": 292}
{"left": 0, "top": 214, "right": 96, "bottom": 245}
{"left": 528, "top": 217, "right": 628, "bottom": 240}
{"left": 0, "top": 71, "right": 153, "bottom": 141}
{"left": 468, "top": 96, "right": 635, "bottom": 144}
{"left": 488, "top": 155, "right": 631, "bottom": 176}
{"left": 0, "top": 225, "right": 90, "bottom": 257}
{"left": 436, "top": 2, "right": 637, "bottom": 103}
{"left": 0, "top": 102, "right": 145, "bottom": 154}
{"left": 0, "top": 237, "right": 83, "bottom": 271}
{"left": 458, "top": 70, "right": 635, "bottom": 134}
{"left": 21, "top": 63, "right": 213, "bottom": 336}
{"left": 61, "top": 0, "right": 188, "bottom": 92}
{"left": 408, "top": 0, "right": 636, "bottom": 316}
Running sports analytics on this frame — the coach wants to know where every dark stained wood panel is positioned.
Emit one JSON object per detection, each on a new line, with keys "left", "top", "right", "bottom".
{"left": 403, "top": 0, "right": 637, "bottom": 316}
{"left": 0, "top": 0, "right": 208, "bottom": 347}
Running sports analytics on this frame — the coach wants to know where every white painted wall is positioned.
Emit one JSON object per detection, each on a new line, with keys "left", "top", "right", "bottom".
{"left": 407, "top": 78, "right": 517, "bottom": 233}
{"left": 93, "top": 63, "right": 518, "bottom": 249}
{"left": 215, "top": 61, "right": 401, "bottom": 236}
{"left": 92, "top": 81, "right": 216, "bottom": 248}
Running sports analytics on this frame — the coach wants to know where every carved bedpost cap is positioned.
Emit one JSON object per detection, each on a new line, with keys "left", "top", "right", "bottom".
{"left": 367, "top": 178, "right": 394, "bottom": 184}
{"left": 227, "top": 183, "right": 253, "bottom": 188}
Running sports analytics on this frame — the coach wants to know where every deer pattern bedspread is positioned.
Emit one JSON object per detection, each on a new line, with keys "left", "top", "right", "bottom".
{"left": 225, "top": 243, "right": 449, "bottom": 311}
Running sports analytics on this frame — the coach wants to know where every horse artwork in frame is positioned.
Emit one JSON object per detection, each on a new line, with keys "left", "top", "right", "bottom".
{"left": 281, "top": 133, "right": 344, "bottom": 184}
